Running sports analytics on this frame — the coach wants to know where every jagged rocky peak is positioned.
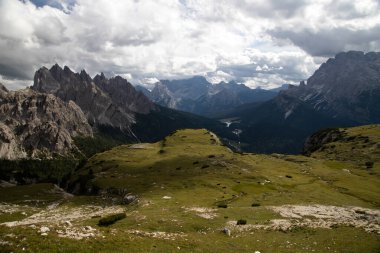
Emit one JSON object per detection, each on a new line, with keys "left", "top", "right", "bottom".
{"left": 94, "top": 75, "right": 154, "bottom": 114}
{"left": 79, "top": 69, "right": 92, "bottom": 83}
{"left": 0, "top": 88, "right": 92, "bottom": 159}
{"left": 34, "top": 66, "right": 61, "bottom": 93}
{"left": 275, "top": 50, "right": 380, "bottom": 124}
{"left": 93, "top": 72, "right": 107, "bottom": 83}
{"left": 32, "top": 64, "right": 155, "bottom": 133}
{"left": 0, "top": 83, "right": 8, "bottom": 94}
{"left": 305, "top": 51, "right": 380, "bottom": 93}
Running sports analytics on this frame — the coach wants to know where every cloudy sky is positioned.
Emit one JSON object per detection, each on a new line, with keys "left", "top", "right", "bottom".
{"left": 0, "top": 0, "right": 379, "bottom": 90}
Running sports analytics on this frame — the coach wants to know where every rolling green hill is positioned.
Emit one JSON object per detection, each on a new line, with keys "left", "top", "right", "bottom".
{"left": 0, "top": 126, "right": 379, "bottom": 252}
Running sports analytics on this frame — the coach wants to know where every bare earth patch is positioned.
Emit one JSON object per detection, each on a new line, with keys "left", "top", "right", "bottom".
{"left": 184, "top": 207, "right": 218, "bottom": 219}
{"left": 129, "top": 144, "right": 151, "bottom": 149}
{"left": 0, "top": 203, "right": 125, "bottom": 240}
{"left": 127, "top": 230, "right": 186, "bottom": 240}
{"left": 227, "top": 205, "right": 380, "bottom": 234}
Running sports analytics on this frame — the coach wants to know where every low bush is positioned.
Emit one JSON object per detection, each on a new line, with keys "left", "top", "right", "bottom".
{"left": 251, "top": 203, "right": 261, "bottom": 207}
{"left": 365, "top": 161, "right": 374, "bottom": 169}
{"left": 237, "top": 219, "right": 247, "bottom": 225}
{"left": 98, "top": 213, "right": 126, "bottom": 226}
{"left": 217, "top": 203, "right": 228, "bottom": 208}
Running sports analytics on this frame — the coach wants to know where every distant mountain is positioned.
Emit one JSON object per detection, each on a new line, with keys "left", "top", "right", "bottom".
{"left": 31, "top": 65, "right": 232, "bottom": 145}
{"left": 269, "top": 84, "right": 290, "bottom": 92}
{"left": 225, "top": 51, "right": 380, "bottom": 154}
{"left": 143, "top": 77, "right": 278, "bottom": 117}
{"left": 135, "top": 85, "right": 151, "bottom": 97}
{"left": 0, "top": 83, "right": 92, "bottom": 159}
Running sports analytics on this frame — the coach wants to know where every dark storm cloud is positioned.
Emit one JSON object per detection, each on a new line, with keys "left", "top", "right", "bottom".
{"left": 269, "top": 25, "right": 380, "bottom": 57}
{"left": 327, "top": 1, "right": 379, "bottom": 19}
{"left": 232, "top": 0, "right": 309, "bottom": 18}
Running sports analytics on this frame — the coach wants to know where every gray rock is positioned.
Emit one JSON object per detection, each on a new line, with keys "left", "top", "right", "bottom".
{"left": 40, "top": 226, "right": 50, "bottom": 233}
{"left": 123, "top": 194, "right": 137, "bottom": 204}
{"left": 0, "top": 86, "right": 92, "bottom": 159}
{"left": 223, "top": 227, "right": 231, "bottom": 236}
{"left": 32, "top": 65, "right": 154, "bottom": 137}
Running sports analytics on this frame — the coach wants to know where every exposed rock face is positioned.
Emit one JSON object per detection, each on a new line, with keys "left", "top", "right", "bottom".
{"left": 0, "top": 84, "right": 92, "bottom": 159}
{"left": 226, "top": 51, "right": 380, "bottom": 154}
{"left": 282, "top": 51, "right": 380, "bottom": 123}
{"left": 32, "top": 64, "right": 154, "bottom": 135}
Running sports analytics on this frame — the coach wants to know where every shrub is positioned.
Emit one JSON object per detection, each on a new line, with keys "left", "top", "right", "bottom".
{"left": 237, "top": 219, "right": 247, "bottom": 225}
{"left": 158, "top": 149, "right": 165, "bottom": 154}
{"left": 217, "top": 203, "right": 228, "bottom": 208}
{"left": 201, "top": 165, "right": 210, "bottom": 169}
{"left": 365, "top": 161, "right": 374, "bottom": 169}
{"left": 98, "top": 213, "right": 126, "bottom": 226}
{"left": 251, "top": 203, "right": 261, "bottom": 207}
{"left": 285, "top": 175, "right": 292, "bottom": 178}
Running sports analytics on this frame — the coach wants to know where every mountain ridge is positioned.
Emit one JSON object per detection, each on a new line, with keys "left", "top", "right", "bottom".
{"left": 144, "top": 77, "right": 280, "bottom": 117}
{"left": 224, "top": 51, "right": 380, "bottom": 154}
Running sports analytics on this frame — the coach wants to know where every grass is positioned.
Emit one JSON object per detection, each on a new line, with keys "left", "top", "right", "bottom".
{"left": 0, "top": 127, "right": 380, "bottom": 252}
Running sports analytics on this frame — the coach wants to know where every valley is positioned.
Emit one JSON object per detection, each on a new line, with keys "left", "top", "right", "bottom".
{"left": 1, "top": 126, "right": 379, "bottom": 252}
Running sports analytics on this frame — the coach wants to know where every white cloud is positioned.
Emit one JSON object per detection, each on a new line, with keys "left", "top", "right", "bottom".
{"left": 0, "top": 0, "right": 379, "bottom": 90}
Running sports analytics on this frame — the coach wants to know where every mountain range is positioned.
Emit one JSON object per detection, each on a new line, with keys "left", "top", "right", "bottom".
{"left": 0, "top": 65, "right": 235, "bottom": 159}
{"left": 225, "top": 51, "right": 380, "bottom": 153}
{"left": 137, "top": 77, "right": 287, "bottom": 117}
{"left": 0, "top": 51, "right": 379, "bottom": 158}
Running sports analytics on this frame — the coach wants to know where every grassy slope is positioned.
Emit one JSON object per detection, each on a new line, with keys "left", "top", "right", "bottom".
{"left": 1, "top": 126, "right": 380, "bottom": 252}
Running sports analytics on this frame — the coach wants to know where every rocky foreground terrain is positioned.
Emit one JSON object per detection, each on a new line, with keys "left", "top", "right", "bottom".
{"left": 0, "top": 125, "right": 379, "bottom": 252}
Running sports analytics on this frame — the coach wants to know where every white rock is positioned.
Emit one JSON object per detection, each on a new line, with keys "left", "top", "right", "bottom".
{"left": 41, "top": 233, "right": 48, "bottom": 236}
{"left": 163, "top": 196, "right": 172, "bottom": 199}
{"left": 223, "top": 228, "right": 231, "bottom": 236}
{"left": 40, "top": 226, "right": 50, "bottom": 233}
{"left": 64, "top": 221, "right": 72, "bottom": 227}
{"left": 84, "top": 226, "right": 95, "bottom": 231}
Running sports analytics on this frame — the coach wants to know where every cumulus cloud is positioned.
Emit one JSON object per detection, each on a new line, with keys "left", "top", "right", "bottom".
{"left": 0, "top": 0, "right": 379, "bottom": 90}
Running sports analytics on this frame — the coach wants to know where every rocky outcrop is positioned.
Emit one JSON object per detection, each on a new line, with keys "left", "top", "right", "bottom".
{"left": 303, "top": 128, "right": 344, "bottom": 156}
{"left": 32, "top": 64, "right": 154, "bottom": 135}
{"left": 0, "top": 84, "right": 92, "bottom": 159}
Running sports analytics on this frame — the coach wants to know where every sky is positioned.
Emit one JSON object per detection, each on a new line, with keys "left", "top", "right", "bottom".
{"left": 0, "top": 0, "right": 379, "bottom": 90}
